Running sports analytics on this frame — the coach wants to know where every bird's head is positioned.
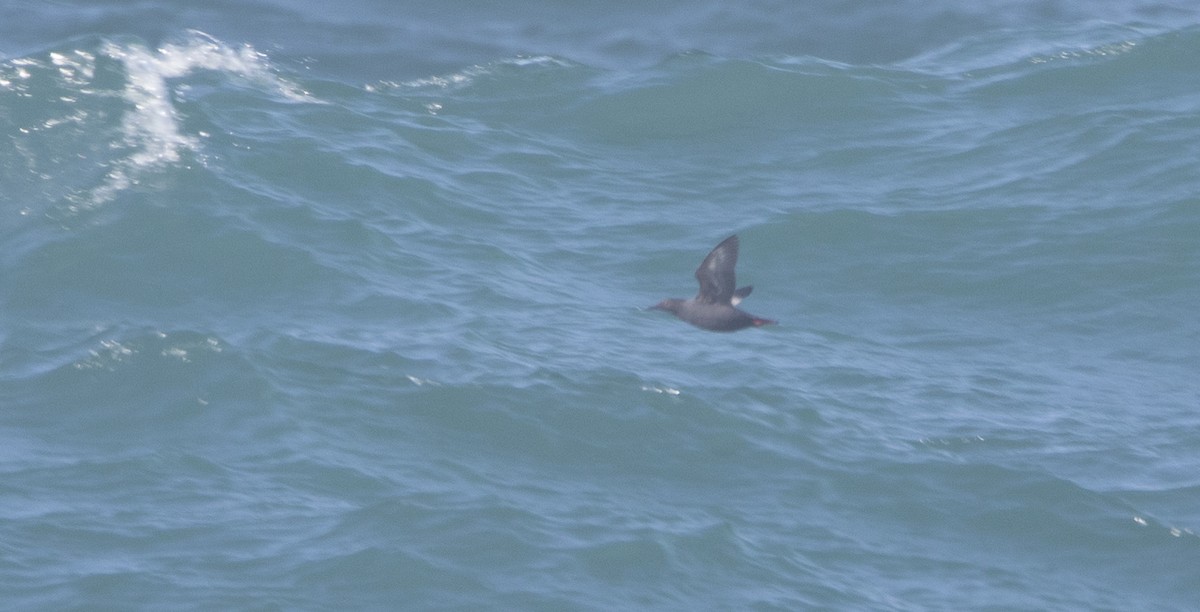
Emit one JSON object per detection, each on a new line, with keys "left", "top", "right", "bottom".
{"left": 648, "top": 299, "right": 684, "bottom": 314}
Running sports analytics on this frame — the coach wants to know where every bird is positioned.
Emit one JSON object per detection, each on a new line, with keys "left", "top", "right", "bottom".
{"left": 649, "top": 234, "right": 776, "bottom": 331}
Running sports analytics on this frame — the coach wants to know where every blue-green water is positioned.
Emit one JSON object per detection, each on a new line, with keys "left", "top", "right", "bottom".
{"left": 3, "top": 2, "right": 1200, "bottom": 609}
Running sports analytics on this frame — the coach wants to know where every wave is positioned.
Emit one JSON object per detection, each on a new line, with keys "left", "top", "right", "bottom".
{"left": 0, "top": 31, "right": 312, "bottom": 212}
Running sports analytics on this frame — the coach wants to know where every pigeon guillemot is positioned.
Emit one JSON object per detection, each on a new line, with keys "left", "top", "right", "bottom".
{"left": 650, "top": 235, "right": 777, "bottom": 332}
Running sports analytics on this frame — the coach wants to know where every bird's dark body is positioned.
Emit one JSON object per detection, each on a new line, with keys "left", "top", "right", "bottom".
{"left": 650, "top": 235, "right": 776, "bottom": 332}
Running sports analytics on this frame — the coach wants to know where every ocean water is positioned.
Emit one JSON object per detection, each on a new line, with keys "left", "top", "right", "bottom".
{"left": 3, "top": 1, "right": 1200, "bottom": 609}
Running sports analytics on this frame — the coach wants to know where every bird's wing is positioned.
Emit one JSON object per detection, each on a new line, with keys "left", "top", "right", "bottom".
{"left": 731, "top": 285, "right": 753, "bottom": 306}
{"left": 694, "top": 235, "right": 739, "bottom": 304}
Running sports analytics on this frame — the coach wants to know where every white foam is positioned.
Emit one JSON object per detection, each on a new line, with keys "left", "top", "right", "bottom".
{"left": 369, "top": 55, "right": 567, "bottom": 92}
{"left": 89, "top": 31, "right": 314, "bottom": 204}
{"left": 49, "top": 50, "right": 96, "bottom": 85}
{"left": 74, "top": 339, "right": 136, "bottom": 371}
{"left": 406, "top": 375, "right": 440, "bottom": 386}
{"left": 641, "top": 385, "right": 681, "bottom": 396}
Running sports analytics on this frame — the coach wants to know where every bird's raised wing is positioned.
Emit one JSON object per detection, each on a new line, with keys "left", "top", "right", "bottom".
{"left": 694, "top": 235, "right": 739, "bottom": 304}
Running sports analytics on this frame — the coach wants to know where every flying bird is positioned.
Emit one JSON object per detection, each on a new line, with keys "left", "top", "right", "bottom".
{"left": 650, "top": 235, "right": 776, "bottom": 331}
